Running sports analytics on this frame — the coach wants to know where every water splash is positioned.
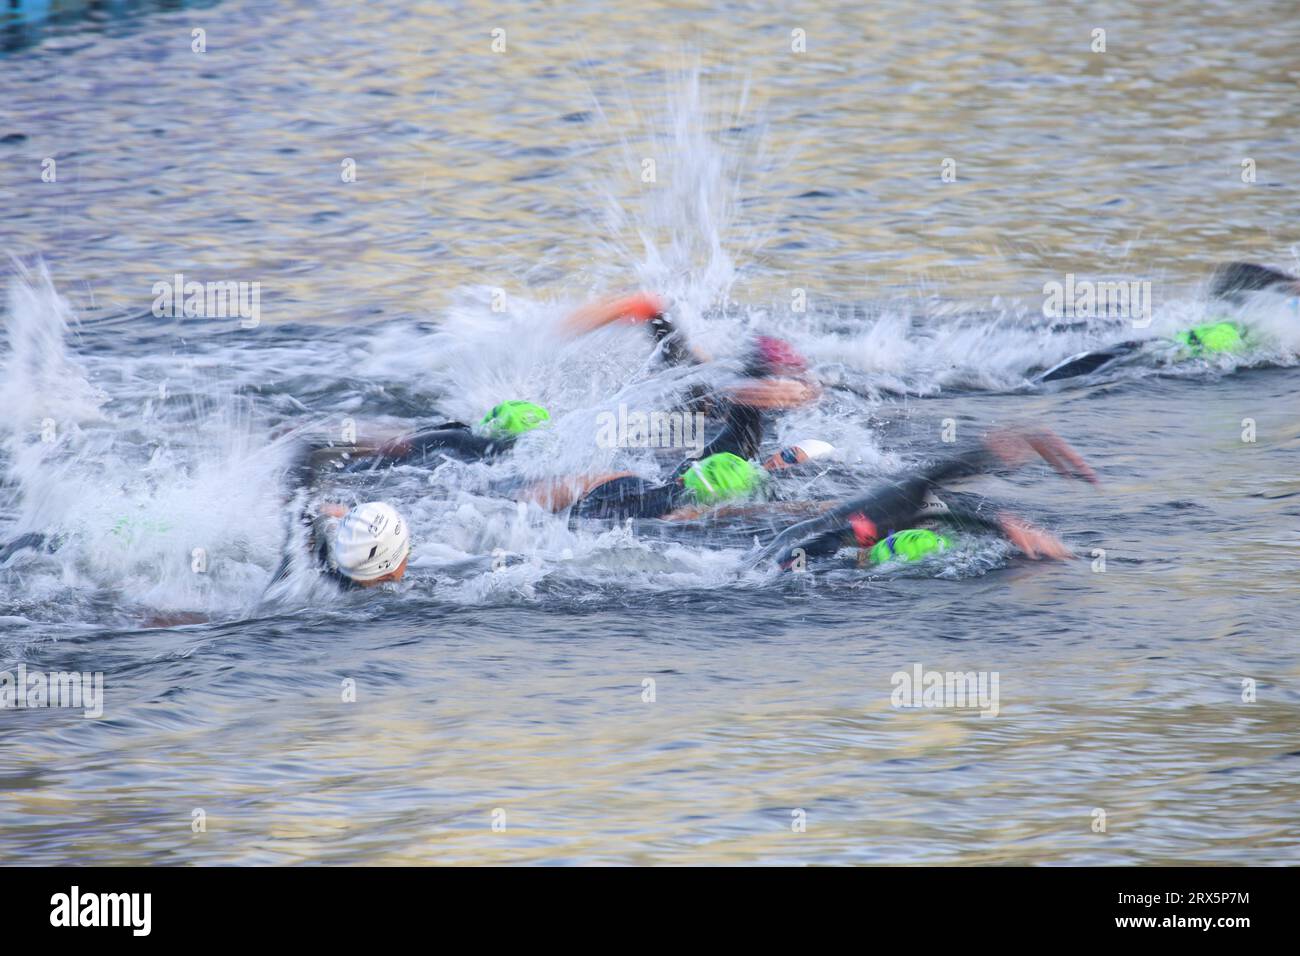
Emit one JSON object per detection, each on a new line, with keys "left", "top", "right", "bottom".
{"left": 0, "top": 266, "right": 289, "bottom": 624}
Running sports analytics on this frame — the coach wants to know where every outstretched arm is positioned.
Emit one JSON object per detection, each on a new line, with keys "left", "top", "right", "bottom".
{"left": 678, "top": 378, "right": 820, "bottom": 468}
{"left": 282, "top": 434, "right": 399, "bottom": 498}
{"left": 1210, "top": 261, "right": 1300, "bottom": 301}
{"left": 756, "top": 427, "right": 1096, "bottom": 568}
{"left": 990, "top": 510, "right": 1072, "bottom": 559}
{"left": 519, "top": 472, "right": 640, "bottom": 512}
{"left": 940, "top": 426, "right": 1099, "bottom": 487}
{"left": 374, "top": 426, "right": 505, "bottom": 464}
{"left": 934, "top": 493, "right": 1074, "bottom": 560}
{"left": 686, "top": 400, "right": 765, "bottom": 466}
{"left": 562, "top": 293, "right": 709, "bottom": 367}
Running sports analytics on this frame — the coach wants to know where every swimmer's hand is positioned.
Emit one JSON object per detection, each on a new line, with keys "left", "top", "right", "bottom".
{"left": 984, "top": 427, "right": 1099, "bottom": 486}
{"left": 997, "top": 512, "right": 1073, "bottom": 560}
{"left": 562, "top": 292, "right": 665, "bottom": 336}
{"left": 726, "top": 377, "right": 820, "bottom": 409}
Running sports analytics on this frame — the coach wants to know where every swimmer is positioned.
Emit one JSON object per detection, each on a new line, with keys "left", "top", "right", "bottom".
{"left": 562, "top": 292, "right": 812, "bottom": 410}
{"left": 755, "top": 427, "right": 1097, "bottom": 569}
{"left": 518, "top": 380, "right": 825, "bottom": 520}
{"left": 365, "top": 400, "right": 551, "bottom": 466}
{"left": 1035, "top": 261, "right": 1300, "bottom": 382}
{"left": 268, "top": 441, "right": 412, "bottom": 591}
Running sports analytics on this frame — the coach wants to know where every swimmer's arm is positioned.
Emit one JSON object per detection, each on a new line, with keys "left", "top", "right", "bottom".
{"left": 645, "top": 312, "right": 702, "bottom": 367}
{"left": 1210, "top": 261, "right": 1300, "bottom": 300}
{"left": 923, "top": 427, "right": 1099, "bottom": 488}
{"left": 723, "top": 378, "right": 820, "bottom": 409}
{"left": 692, "top": 401, "right": 764, "bottom": 464}
{"left": 990, "top": 510, "right": 1073, "bottom": 560}
{"left": 669, "top": 377, "right": 816, "bottom": 463}
{"left": 377, "top": 424, "right": 510, "bottom": 462}
{"left": 521, "top": 472, "right": 638, "bottom": 512}
{"left": 777, "top": 527, "right": 855, "bottom": 565}
{"left": 759, "top": 472, "right": 951, "bottom": 568}
{"left": 669, "top": 383, "right": 816, "bottom": 479}
{"left": 936, "top": 499, "right": 1071, "bottom": 560}
{"left": 562, "top": 293, "right": 710, "bottom": 365}
{"left": 283, "top": 438, "right": 396, "bottom": 497}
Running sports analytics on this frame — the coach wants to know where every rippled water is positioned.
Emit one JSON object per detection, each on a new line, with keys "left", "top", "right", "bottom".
{"left": 1, "top": 0, "right": 1298, "bottom": 865}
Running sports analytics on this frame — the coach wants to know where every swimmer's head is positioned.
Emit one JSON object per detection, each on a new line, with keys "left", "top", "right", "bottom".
{"left": 682, "top": 452, "right": 763, "bottom": 505}
{"left": 331, "top": 501, "right": 411, "bottom": 586}
{"left": 1175, "top": 321, "right": 1244, "bottom": 357}
{"left": 763, "top": 439, "right": 835, "bottom": 472}
{"left": 480, "top": 400, "right": 550, "bottom": 437}
{"left": 867, "top": 529, "right": 951, "bottom": 564}
{"left": 745, "top": 335, "right": 807, "bottom": 377}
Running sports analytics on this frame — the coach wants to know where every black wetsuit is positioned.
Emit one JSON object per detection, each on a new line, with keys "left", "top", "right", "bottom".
{"left": 570, "top": 400, "right": 764, "bottom": 521}
{"left": 1210, "top": 262, "right": 1298, "bottom": 302}
{"left": 755, "top": 447, "right": 1014, "bottom": 569}
{"left": 649, "top": 311, "right": 796, "bottom": 375}
{"left": 0, "top": 531, "right": 59, "bottom": 565}
{"left": 647, "top": 312, "right": 698, "bottom": 370}
{"left": 1033, "top": 262, "right": 1298, "bottom": 384}
{"left": 267, "top": 442, "right": 372, "bottom": 591}
{"left": 384, "top": 422, "right": 516, "bottom": 465}
{"left": 567, "top": 305, "right": 809, "bottom": 520}
{"left": 304, "top": 512, "right": 361, "bottom": 590}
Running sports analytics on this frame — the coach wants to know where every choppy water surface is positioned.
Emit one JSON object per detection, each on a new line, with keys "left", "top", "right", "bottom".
{"left": 1, "top": 0, "right": 1298, "bottom": 864}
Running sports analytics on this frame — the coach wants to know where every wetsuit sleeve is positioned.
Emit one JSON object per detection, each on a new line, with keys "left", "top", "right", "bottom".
{"left": 0, "top": 532, "right": 55, "bottom": 563}
{"left": 308, "top": 514, "right": 360, "bottom": 589}
{"left": 1211, "top": 262, "right": 1299, "bottom": 300}
{"left": 271, "top": 446, "right": 369, "bottom": 593}
{"left": 646, "top": 313, "right": 697, "bottom": 368}
{"left": 393, "top": 426, "right": 511, "bottom": 464}
{"left": 269, "top": 510, "right": 358, "bottom": 591}
{"left": 283, "top": 442, "right": 326, "bottom": 495}
{"left": 283, "top": 440, "right": 376, "bottom": 494}
{"left": 266, "top": 498, "right": 319, "bottom": 589}
{"left": 759, "top": 473, "right": 935, "bottom": 568}
{"left": 925, "top": 492, "right": 1009, "bottom": 536}
{"left": 308, "top": 514, "right": 337, "bottom": 566}
{"left": 673, "top": 401, "right": 764, "bottom": 477}
{"left": 755, "top": 447, "right": 1002, "bottom": 569}
{"left": 571, "top": 475, "right": 686, "bottom": 521}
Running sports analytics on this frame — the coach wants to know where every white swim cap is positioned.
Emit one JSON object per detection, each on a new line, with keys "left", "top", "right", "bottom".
{"left": 331, "top": 502, "right": 411, "bottom": 583}
{"left": 792, "top": 439, "right": 835, "bottom": 461}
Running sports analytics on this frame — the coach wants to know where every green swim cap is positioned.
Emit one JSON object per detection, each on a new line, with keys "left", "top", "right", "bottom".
{"left": 480, "top": 400, "right": 550, "bottom": 437}
{"left": 109, "top": 515, "right": 173, "bottom": 546}
{"left": 1175, "top": 321, "right": 1244, "bottom": 357}
{"left": 868, "top": 529, "right": 951, "bottom": 564}
{"left": 682, "top": 452, "right": 761, "bottom": 505}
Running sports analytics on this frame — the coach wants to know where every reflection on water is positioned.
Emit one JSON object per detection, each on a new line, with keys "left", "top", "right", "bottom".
{"left": 1, "top": 0, "right": 1298, "bottom": 865}
{"left": 3, "top": 0, "right": 1297, "bottom": 314}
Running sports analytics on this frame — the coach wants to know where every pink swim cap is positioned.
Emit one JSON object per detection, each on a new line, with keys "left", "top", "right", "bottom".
{"left": 752, "top": 335, "right": 807, "bottom": 374}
